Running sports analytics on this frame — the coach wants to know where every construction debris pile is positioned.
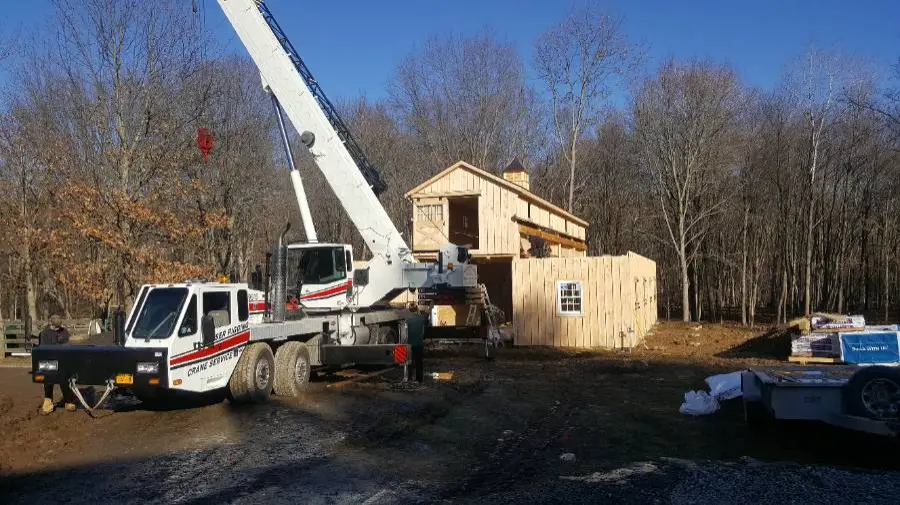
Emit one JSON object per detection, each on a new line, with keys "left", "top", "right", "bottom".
{"left": 788, "top": 313, "right": 900, "bottom": 365}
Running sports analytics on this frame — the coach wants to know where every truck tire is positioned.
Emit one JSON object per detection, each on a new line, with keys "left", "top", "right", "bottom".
{"left": 226, "top": 343, "right": 275, "bottom": 404}
{"left": 375, "top": 325, "right": 398, "bottom": 344}
{"left": 273, "top": 341, "right": 311, "bottom": 397}
{"left": 844, "top": 366, "right": 900, "bottom": 420}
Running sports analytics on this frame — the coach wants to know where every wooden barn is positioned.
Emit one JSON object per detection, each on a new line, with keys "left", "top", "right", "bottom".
{"left": 405, "top": 160, "right": 588, "bottom": 322}
{"left": 404, "top": 159, "right": 657, "bottom": 349}
{"left": 512, "top": 253, "right": 657, "bottom": 349}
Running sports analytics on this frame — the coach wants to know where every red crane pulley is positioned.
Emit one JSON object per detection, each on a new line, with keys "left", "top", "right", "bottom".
{"left": 197, "top": 128, "right": 215, "bottom": 162}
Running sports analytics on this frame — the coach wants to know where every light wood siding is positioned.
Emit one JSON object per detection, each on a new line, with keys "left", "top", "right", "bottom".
{"left": 530, "top": 205, "right": 551, "bottom": 228}
{"left": 549, "top": 214, "right": 565, "bottom": 235}
{"left": 511, "top": 253, "right": 657, "bottom": 348}
{"left": 569, "top": 224, "right": 585, "bottom": 240}
{"left": 411, "top": 196, "right": 446, "bottom": 251}
{"left": 413, "top": 168, "right": 518, "bottom": 256}
{"left": 517, "top": 198, "right": 529, "bottom": 220}
{"left": 410, "top": 165, "right": 586, "bottom": 256}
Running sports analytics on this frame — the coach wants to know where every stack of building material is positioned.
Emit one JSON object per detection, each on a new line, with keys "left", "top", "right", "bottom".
{"left": 809, "top": 313, "right": 865, "bottom": 332}
{"left": 788, "top": 313, "right": 866, "bottom": 364}
{"left": 787, "top": 313, "right": 900, "bottom": 365}
{"left": 790, "top": 333, "right": 841, "bottom": 358}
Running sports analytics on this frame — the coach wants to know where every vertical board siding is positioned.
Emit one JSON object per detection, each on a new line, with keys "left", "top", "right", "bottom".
{"left": 511, "top": 252, "right": 657, "bottom": 348}
{"left": 411, "top": 165, "right": 582, "bottom": 257}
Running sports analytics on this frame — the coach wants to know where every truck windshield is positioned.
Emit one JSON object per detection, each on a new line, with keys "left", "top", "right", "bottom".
{"left": 131, "top": 287, "right": 189, "bottom": 339}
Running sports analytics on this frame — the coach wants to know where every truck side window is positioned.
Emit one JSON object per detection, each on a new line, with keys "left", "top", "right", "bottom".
{"left": 334, "top": 248, "right": 346, "bottom": 276}
{"left": 344, "top": 250, "right": 352, "bottom": 272}
{"left": 237, "top": 289, "right": 248, "bottom": 322}
{"left": 178, "top": 295, "right": 197, "bottom": 337}
{"left": 203, "top": 291, "right": 231, "bottom": 328}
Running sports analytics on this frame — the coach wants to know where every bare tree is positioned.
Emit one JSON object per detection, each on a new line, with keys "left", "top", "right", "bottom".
{"left": 534, "top": 3, "right": 640, "bottom": 212}
{"left": 783, "top": 49, "right": 865, "bottom": 315}
{"left": 633, "top": 60, "right": 743, "bottom": 321}
{"left": 389, "top": 30, "right": 543, "bottom": 172}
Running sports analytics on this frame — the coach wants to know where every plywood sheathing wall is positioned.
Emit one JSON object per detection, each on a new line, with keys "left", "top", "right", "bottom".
{"left": 511, "top": 253, "right": 657, "bottom": 349}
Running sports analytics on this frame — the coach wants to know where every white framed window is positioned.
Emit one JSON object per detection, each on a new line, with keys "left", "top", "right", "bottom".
{"left": 418, "top": 204, "right": 443, "bottom": 222}
{"left": 556, "top": 281, "right": 583, "bottom": 316}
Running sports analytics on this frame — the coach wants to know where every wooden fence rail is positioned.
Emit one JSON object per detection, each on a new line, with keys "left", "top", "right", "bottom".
{"left": 1, "top": 318, "right": 97, "bottom": 357}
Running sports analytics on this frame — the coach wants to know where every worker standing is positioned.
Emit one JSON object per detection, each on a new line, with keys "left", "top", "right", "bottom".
{"left": 38, "top": 315, "right": 76, "bottom": 415}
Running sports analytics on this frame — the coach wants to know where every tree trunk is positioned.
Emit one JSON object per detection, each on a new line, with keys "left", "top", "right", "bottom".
{"left": 25, "top": 258, "right": 38, "bottom": 334}
{"left": 885, "top": 237, "right": 891, "bottom": 324}
{"left": 804, "top": 196, "right": 814, "bottom": 316}
{"left": 680, "top": 239, "right": 690, "bottom": 322}
{"left": 567, "top": 144, "right": 576, "bottom": 212}
{"left": 778, "top": 270, "right": 788, "bottom": 323}
{"left": 740, "top": 206, "right": 749, "bottom": 326}
{"left": 693, "top": 253, "right": 702, "bottom": 322}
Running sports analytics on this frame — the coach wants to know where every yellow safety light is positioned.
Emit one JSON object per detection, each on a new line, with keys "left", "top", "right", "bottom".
{"left": 218, "top": 274, "right": 229, "bottom": 283}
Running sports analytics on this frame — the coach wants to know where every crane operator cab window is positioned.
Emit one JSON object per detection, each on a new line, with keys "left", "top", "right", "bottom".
{"left": 288, "top": 246, "right": 348, "bottom": 287}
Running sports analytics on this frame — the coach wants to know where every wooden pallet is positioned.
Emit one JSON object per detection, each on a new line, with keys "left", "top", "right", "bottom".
{"left": 788, "top": 355, "right": 843, "bottom": 364}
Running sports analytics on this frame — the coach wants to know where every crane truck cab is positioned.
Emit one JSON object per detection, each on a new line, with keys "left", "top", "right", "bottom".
{"left": 33, "top": 282, "right": 267, "bottom": 400}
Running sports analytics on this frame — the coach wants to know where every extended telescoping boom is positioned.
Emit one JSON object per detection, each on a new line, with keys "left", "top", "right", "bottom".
{"left": 218, "top": 0, "right": 477, "bottom": 309}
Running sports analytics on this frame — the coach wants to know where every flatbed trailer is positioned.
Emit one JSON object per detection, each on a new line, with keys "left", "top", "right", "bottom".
{"left": 741, "top": 365, "right": 900, "bottom": 436}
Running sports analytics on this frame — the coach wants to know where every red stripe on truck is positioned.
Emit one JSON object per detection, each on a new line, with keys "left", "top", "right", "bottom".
{"left": 300, "top": 280, "right": 352, "bottom": 301}
{"left": 169, "top": 330, "right": 250, "bottom": 367}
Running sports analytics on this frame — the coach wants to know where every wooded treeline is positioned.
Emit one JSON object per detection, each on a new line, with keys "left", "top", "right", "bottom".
{"left": 1, "top": 1, "right": 898, "bottom": 327}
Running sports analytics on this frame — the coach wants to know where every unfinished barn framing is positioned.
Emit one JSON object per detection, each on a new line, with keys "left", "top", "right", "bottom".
{"left": 404, "top": 160, "right": 658, "bottom": 349}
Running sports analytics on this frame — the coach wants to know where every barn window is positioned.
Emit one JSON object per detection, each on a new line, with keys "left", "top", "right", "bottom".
{"left": 557, "top": 281, "right": 583, "bottom": 316}
{"left": 418, "top": 204, "right": 443, "bottom": 223}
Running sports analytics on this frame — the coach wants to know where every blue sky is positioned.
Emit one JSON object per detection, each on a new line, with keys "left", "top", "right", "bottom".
{"left": 2, "top": 0, "right": 899, "bottom": 102}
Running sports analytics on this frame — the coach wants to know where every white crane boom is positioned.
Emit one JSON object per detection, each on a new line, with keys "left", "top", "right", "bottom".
{"left": 217, "top": 0, "right": 411, "bottom": 262}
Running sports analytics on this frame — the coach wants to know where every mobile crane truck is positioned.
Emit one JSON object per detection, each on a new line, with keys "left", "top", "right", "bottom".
{"left": 32, "top": 0, "right": 480, "bottom": 409}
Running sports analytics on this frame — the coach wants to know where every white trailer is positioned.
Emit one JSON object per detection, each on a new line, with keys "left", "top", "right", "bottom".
{"left": 742, "top": 365, "right": 900, "bottom": 437}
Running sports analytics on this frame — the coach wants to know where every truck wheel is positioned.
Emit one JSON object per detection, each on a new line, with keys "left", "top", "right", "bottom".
{"left": 226, "top": 343, "right": 275, "bottom": 404}
{"left": 844, "top": 366, "right": 900, "bottom": 420}
{"left": 375, "top": 325, "right": 398, "bottom": 344}
{"left": 274, "top": 341, "right": 311, "bottom": 397}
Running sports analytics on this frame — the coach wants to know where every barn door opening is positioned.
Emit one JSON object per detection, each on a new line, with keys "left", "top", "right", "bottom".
{"left": 448, "top": 197, "right": 479, "bottom": 250}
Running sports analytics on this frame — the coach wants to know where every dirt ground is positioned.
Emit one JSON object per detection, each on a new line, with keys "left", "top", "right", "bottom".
{"left": 1, "top": 322, "right": 900, "bottom": 504}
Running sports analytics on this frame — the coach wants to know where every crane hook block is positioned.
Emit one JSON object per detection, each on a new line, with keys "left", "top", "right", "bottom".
{"left": 197, "top": 128, "right": 215, "bottom": 162}
{"left": 299, "top": 131, "right": 316, "bottom": 149}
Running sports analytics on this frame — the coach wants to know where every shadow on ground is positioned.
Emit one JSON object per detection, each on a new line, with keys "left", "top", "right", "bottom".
{"left": 714, "top": 327, "right": 790, "bottom": 360}
{"left": 2, "top": 345, "right": 899, "bottom": 505}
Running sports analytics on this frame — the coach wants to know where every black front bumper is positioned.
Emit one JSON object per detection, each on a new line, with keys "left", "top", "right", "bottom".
{"left": 32, "top": 345, "right": 168, "bottom": 387}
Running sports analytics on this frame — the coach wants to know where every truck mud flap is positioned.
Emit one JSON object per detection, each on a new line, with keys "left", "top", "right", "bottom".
{"left": 320, "top": 344, "right": 410, "bottom": 366}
